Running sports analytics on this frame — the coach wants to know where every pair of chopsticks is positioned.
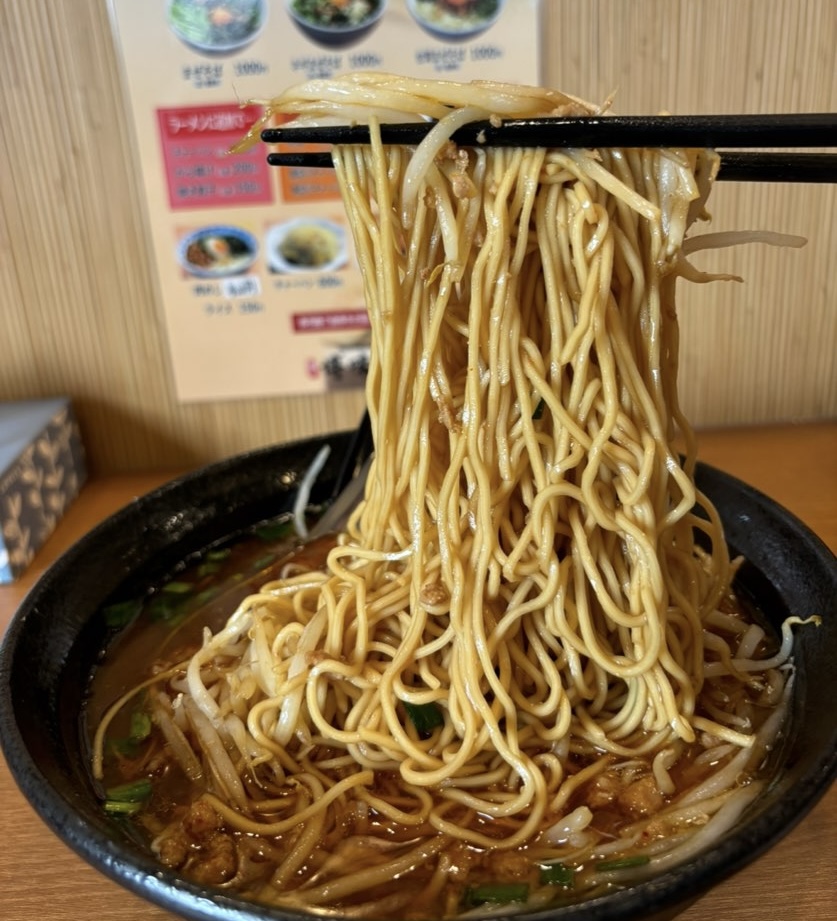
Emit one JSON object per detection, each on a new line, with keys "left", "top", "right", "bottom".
{"left": 262, "top": 113, "right": 837, "bottom": 182}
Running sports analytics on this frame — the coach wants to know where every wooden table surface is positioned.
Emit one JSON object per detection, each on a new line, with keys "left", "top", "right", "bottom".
{"left": 1, "top": 423, "right": 835, "bottom": 921}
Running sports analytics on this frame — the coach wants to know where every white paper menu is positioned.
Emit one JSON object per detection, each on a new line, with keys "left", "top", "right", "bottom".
{"left": 109, "top": 0, "right": 543, "bottom": 402}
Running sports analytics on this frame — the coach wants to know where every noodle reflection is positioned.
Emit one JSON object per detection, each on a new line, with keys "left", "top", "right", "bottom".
{"left": 94, "top": 74, "right": 812, "bottom": 917}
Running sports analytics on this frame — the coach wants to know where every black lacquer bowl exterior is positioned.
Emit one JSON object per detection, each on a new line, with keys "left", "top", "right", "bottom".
{"left": 1, "top": 432, "right": 835, "bottom": 921}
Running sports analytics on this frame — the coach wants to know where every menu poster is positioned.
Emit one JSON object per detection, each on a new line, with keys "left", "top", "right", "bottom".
{"left": 109, "top": 1, "right": 543, "bottom": 401}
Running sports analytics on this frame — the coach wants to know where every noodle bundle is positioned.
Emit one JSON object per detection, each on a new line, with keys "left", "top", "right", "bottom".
{"left": 95, "top": 74, "right": 811, "bottom": 917}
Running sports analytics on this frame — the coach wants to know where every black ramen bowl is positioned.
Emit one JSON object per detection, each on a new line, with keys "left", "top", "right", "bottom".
{"left": 1, "top": 432, "right": 835, "bottom": 921}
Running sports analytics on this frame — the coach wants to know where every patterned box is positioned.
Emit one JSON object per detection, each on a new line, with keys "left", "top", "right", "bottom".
{"left": 0, "top": 399, "right": 87, "bottom": 583}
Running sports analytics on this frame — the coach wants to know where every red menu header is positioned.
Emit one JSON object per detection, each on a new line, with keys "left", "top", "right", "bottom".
{"left": 157, "top": 103, "right": 273, "bottom": 209}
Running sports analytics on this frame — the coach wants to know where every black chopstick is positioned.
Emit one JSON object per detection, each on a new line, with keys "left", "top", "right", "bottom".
{"left": 266, "top": 150, "right": 837, "bottom": 183}
{"left": 262, "top": 113, "right": 837, "bottom": 183}
{"left": 714, "top": 152, "right": 837, "bottom": 183}
{"left": 262, "top": 112, "right": 836, "bottom": 150}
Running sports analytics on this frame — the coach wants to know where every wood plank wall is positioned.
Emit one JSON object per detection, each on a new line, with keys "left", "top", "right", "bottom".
{"left": 1, "top": 0, "right": 835, "bottom": 473}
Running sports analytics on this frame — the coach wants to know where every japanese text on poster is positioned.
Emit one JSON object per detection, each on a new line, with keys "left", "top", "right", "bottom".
{"left": 110, "top": 0, "right": 542, "bottom": 401}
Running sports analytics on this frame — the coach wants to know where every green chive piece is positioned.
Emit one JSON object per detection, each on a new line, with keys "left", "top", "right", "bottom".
{"left": 532, "top": 398, "right": 546, "bottom": 420}
{"left": 105, "top": 778, "right": 152, "bottom": 803}
{"left": 255, "top": 520, "right": 294, "bottom": 541}
{"left": 148, "top": 596, "right": 172, "bottom": 621}
{"left": 108, "top": 737, "right": 140, "bottom": 758}
{"left": 539, "top": 862, "right": 575, "bottom": 887}
{"left": 206, "top": 548, "right": 232, "bottom": 561}
{"left": 162, "top": 580, "right": 194, "bottom": 594}
{"left": 129, "top": 711, "right": 152, "bottom": 742}
{"left": 103, "top": 800, "right": 144, "bottom": 816}
{"left": 251, "top": 553, "right": 277, "bottom": 571}
{"left": 464, "top": 883, "right": 530, "bottom": 906}
{"left": 403, "top": 700, "right": 444, "bottom": 735}
{"left": 102, "top": 598, "right": 142, "bottom": 628}
{"left": 148, "top": 594, "right": 188, "bottom": 625}
{"left": 197, "top": 560, "right": 222, "bottom": 577}
{"left": 193, "top": 587, "right": 220, "bottom": 606}
{"left": 596, "top": 855, "right": 651, "bottom": 872}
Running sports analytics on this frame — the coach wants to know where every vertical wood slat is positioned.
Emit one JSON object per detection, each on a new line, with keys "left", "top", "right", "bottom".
{"left": 1, "top": 0, "right": 834, "bottom": 473}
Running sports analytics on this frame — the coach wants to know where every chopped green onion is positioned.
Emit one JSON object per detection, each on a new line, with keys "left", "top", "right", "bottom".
{"left": 596, "top": 855, "right": 651, "bottom": 872}
{"left": 105, "top": 778, "right": 152, "bottom": 803}
{"left": 148, "top": 594, "right": 188, "bottom": 625}
{"left": 539, "top": 862, "right": 575, "bottom": 887}
{"left": 108, "top": 737, "right": 140, "bottom": 758}
{"left": 403, "top": 700, "right": 444, "bottom": 735}
{"left": 206, "top": 548, "right": 232, "bottom": 561}
{"left": 255, "top": 520, "right": 294, "bottom": 541}
{"left": 251, "top": 553, "right": 277, "bottom": 571}
{"left": 103, "top": 800, "right": 144, "bottom": 816}
{"left": 102, "top": 598, "right": 142, "bottom": 628}
{"left": 532, "top": 398, "right": 546, "bottom": 420}
{"left": 197, "top": 560, "right": 222, "bottom": 577}
{"left": 464, "top": 883, "right": 530, "bottom": 906}
{"left": 162, "top": 580, "right": 194, "bottom": 595}
{"left": 129, "top": 710, "right": 152, "bottom": 742}
{"left": 193, "top": 587, "right": 220, "bottom": 606}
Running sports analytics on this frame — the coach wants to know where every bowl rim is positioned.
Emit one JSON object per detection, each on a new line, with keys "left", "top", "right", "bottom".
{"left": 1, "top": 434, "right": 836, "bottom": 921}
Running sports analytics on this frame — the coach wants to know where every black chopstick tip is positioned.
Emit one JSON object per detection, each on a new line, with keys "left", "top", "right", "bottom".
{"left": 266, "top": 150, "right": 334, "bottom": 169}
{"left": 716, "top": 152, "right": 837, "bottom": 183}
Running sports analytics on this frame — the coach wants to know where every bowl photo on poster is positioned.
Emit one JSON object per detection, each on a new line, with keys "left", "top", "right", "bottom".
{"left": 286, "top": 0, "right": 387, "bottom": 48}
{"left": 266, "top": 218, "right": 348, "bottom": 274}
{"left": 177, "top": 226, "right": 259, "bottom": 278}
{"left": 406, "top": 0, "right": 505, "bottom": 41}
{"left": 167, "top": 0, "right": 267, "bottom": 56}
